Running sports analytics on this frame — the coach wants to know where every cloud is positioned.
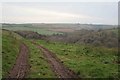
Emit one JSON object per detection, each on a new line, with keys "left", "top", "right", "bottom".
{"left": 2, "top": 4, "right": 103, "bottom": 23}
{"left": 2, "top": 3, "right": 117, "bottom": 25}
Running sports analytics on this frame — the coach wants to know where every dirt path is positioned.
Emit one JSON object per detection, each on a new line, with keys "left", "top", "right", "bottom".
{"left": 32, "top": 42, "right": 79, "bottom": 79}
{"left": 8, "top": 43, "right": 29, "bottom": 78}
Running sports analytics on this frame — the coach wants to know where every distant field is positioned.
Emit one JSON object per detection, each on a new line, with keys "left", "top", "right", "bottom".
{"left": 2, "top": 24, "right": 63, "bottom": 35}
{"left": 2, "top": 23, "right": 117, "bottom": 35}
{"left": 3, "top": 27, "right": 63, "bottom": 35}
{"left": 48, "top": 28, "right": 75, "bottom": 32}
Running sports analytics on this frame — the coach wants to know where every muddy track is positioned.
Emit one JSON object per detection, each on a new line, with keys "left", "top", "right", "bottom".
{"left": 7, "top": 43, "right": 29, "bottom": 78}
{"left": 32, "top": 42, "right": 80, "bottom": 79}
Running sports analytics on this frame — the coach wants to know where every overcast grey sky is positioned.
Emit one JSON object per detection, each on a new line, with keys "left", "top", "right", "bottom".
{"left": 2, "top": 2, "right": 118, "bottom": 25}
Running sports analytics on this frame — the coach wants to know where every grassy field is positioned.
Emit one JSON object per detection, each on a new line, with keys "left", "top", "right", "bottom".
{"left": 2, "top": 30, "right": 56, "bottom": 78}
{"left": 2, "top": 30, "right": 23, "bottom": 77}
{"left": 35, "top": 40, "right": 118, "bottom": 78}
{"left": 2, "top": 28, "right": 119, "bottom": 78}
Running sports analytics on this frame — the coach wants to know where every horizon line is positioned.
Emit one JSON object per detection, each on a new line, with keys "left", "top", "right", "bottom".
{"left": 1, "top": 22, "right": 117, "bottom": 26}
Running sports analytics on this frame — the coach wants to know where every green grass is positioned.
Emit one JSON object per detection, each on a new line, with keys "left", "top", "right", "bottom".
{"left": 2, "top": 29, "right": 119, "bottom": 78}
{"left": 2, "top": 30, "right": 23, "bottom": 77}
{"left": 0, "top": 25, "right": 1, "bottom": 79}
{"left": 2, "top": 30, "right": 56, "bottom": 78}
{"left": 25, "top": 40, "right": 56, "bottom": 78}
{"left": 36, "top": 40, "right": 118, "bottom": 78}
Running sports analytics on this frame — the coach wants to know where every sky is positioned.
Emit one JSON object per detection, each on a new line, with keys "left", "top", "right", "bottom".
{"left": 0, "top": 0, "right": 119, "bottom": 2}
{"left": 1, "top": 2, "right": 118, "bottom": 25}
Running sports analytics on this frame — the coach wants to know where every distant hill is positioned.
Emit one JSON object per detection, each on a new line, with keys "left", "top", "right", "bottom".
{"left": 2, "top": 23, "right": 119, "bottom": 48}
{"left": 2, "top": 23, "right": 117, "bottom": 31}
{"left": 47, "top": 28, "right": 119, "bottom": 48}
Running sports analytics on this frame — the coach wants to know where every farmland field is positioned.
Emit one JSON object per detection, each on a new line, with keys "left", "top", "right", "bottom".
{"left": 2, "top": 24, "right": 119, "bottom": 79}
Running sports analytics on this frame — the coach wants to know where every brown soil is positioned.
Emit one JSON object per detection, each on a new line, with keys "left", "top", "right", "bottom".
{"left": 7, "top": 43, "right": 29, "bottom": 78}
{"left": 32, "top": 41, "right": 80, "bottom": 79}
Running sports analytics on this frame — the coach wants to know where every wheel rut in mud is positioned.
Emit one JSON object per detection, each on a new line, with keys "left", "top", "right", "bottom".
{"left": 32, "top": 42, "right": 79, "bottom": 79}
{"left": 8, "top": 43, "right": 29, "bottom": 78}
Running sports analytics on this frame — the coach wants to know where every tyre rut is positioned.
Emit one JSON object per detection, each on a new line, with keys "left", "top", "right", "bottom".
{"left": 7, "top": 43, "right": 29, "bottom": 78}
{"left": 32, "top": 41, "right": 80, "bottom": 79}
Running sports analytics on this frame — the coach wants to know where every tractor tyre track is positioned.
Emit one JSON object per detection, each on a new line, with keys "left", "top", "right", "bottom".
{"left": 32, "top": 42, "right": 80, "bottom": 79}
{"left": 7, "top": 43, "right": 29, "bottom": 78}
